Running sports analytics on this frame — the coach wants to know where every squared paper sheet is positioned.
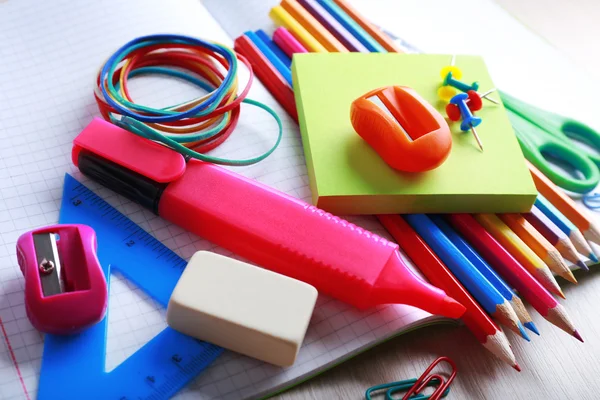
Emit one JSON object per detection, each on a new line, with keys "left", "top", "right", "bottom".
{"left": 0, "top": 1, "right": 440, "bottom": 399}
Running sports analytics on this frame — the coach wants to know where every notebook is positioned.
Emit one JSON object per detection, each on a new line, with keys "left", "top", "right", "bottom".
{"left": 292, "top": 53, "right": 537, "bottom": 215}
{"left": 1, "top": 0, "right": 598, "bottom": 399}
{"left": 0, "top": 1, "right": 450, "bottom": 400}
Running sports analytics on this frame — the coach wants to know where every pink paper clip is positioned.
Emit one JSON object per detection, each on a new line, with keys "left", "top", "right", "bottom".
{"left": 403, "top": 357, "right": 457, "bottom": 400}
{"left": 273, "top": 27, "right": 308, "bottom": 58}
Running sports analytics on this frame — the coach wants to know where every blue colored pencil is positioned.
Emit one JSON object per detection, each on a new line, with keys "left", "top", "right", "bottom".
{"left": 244, "top": 31, "right": 293, "bottom": 86}
{"left": 433, "top": 215, "right": 539, "bottom": 336}
{"left": 535, "top": 194, "right": 597, "bottom": 262}
{"left": 316, "top": 0, "right": 387, "bottom": 52}
{"left": 255, "top": 29, "right": 292, "bottom": 68}
{"left": 404, "top": 214, "right": 529, "bottom": 340}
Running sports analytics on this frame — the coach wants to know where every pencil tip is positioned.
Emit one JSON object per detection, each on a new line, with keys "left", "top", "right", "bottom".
{"left": 577, "top": 260, "right": 590, "bottom": 271}
{"left": 557, "top": 289, "right": 566, "bottom": 300}
{"left": 524, "top": 322, "right": 540, "bottom": 336}
{"left": 518, "top": 322, "right": 531, "bottom": 341}
{"left": 589, "top": 253, "right": 598, "bottom": 263}
{"left": 563, "top": 272, "right": 578, "bottom": 284}
{"left": 573, "top": 330, "right": 584, "bottom": 343}
{"left": 513, "top": 363, "right": 522, "bottom": 372}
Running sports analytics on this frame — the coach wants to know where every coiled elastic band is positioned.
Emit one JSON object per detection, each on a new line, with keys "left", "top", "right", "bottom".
{"left": 95, "top": 34, "right": 282, "bottom": 166}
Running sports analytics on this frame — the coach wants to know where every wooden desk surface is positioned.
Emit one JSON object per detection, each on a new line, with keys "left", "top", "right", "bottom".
{"left": 277, "top": 2, "right": 600, "bottom": 399}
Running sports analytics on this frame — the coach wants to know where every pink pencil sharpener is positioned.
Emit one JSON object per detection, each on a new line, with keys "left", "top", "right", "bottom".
{"left": 16, "top": 224, "right": 107, "bottom": 335}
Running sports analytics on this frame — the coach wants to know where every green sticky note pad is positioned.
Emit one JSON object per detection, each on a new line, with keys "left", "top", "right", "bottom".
{"left": 292, "top": 53, "right": 537, "bottom": 214}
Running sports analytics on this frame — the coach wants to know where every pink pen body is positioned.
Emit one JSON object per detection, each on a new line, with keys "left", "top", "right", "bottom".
{"left": 159, "top": 161, "right": 464, "bottom": 318}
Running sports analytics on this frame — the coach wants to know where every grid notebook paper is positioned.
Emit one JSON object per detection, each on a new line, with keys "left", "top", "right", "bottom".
{"left": 0, "top": 1, "right": 445, "bottom": 399}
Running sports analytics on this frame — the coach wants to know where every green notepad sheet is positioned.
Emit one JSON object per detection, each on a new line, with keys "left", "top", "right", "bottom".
{"left": 292, "top": 53, "right": 537, "bottom": 214}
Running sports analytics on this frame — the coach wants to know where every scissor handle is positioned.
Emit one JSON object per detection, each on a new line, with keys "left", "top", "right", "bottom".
{"left": 501, "top": 91, "right": 600, "bottom": 167}
{"left": 504, "top": 100, "right": 600, "bottom": 194}
{"left": 561, "top": 119, "right": 600, "bottom": 167}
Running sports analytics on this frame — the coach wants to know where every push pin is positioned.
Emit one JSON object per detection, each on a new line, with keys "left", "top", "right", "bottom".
{"left": 448, "top": 93, "right": 483, "bottom": 152}
{"left": 446, "top": 90, "right": 483, "bottom": 120}
{"left": 438, "top": 56, "right": 499, "bottom": 104}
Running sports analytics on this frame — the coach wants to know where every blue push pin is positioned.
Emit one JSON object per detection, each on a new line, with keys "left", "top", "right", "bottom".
{"left": 450, "top": 93, "right": 484, "bottom": 151}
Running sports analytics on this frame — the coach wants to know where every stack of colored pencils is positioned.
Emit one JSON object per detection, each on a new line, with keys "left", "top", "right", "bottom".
{"left": 232, "top": 0, "right": 600, "bottom": 371}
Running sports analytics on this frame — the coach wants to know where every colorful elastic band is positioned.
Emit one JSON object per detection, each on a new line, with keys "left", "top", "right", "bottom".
{"left": 95, "top": 34, "right": 282, "bottom": 166}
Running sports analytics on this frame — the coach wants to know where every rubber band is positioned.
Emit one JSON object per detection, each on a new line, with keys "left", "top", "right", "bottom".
{"left": 95, "top": 34, "right": 282, "bottom": 166}
{"left": 583, "top": 193, "right": 600, "bottom": 210}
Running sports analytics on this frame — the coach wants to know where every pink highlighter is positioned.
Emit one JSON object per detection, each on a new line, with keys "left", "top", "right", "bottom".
{"left": 71, "top": 118, "right": 465, "bottom": 318}
{"left": 16, "top": 224, "right": 107, "bottom": 334}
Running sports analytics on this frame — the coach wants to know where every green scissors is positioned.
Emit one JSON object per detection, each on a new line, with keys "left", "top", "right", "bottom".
{"left": 500, "top": 91, "right": 600, "bottom": 194}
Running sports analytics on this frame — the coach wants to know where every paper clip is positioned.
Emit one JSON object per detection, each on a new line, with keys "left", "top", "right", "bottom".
{"left": 365, "top": 357, "right": 456, "bottom": 400}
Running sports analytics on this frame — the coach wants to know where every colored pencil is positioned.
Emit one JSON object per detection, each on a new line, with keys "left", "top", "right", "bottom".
{"left": 316, "top": 0, "right": 387, "bottom": 52}
{"left": 474, "top": 214, "right": 564, "bottom": 298}
{"left": 535, "top": 194, "right": 597, "bottom": 262}
{"left": 528, "top": 161, "right": 600, "bottom": 246}
{"left": 404, "top": 214, "right": 527, "bottom": 339}
{"left": 269, "top": 5, "right": 328, "bottom": 52}
{"left": 233, "top": 36, "right": 298, "bottom": 122}
{"left": 523, "top": 205, "right": 589, "bottom": 270}
{"left": 273, "top": 27, "right": 308, "bottom": 58}
{"left": 499, "top": 213, "right": 577, "bottom": 283}
{"left": 245, "top": 31, "right": 293, "bottom": 86}
{"left": 281, "top": 0, "right": 349, "bottom": 52}
{"left": 379, "top": 215, "right": 520, "bottom": 369}
{"left": 255, "top": 29, "right": 292, "bottom": 67}
{"left": 432, "top": 215, "right": 537, "bottom": 336}
{"left": 448, "top": 214, "right": 583, "bottom": 341}
{"left": 332, "top": 0, "right": 405, "bottom": 52}
{"left": 298, "top": 0, "right": 369, "bottom": 52}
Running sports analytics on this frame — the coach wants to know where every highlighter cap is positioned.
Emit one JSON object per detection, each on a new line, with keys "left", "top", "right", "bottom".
{"left": 351, "top": 86, "right": 452, "bottom": 172}
{"left": 72, "top": 118, "right": 187, "bottom": 214}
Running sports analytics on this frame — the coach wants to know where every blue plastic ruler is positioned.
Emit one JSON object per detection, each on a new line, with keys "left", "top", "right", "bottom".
{"left": 38, "top": 174, "right": 223, "bottom": 400}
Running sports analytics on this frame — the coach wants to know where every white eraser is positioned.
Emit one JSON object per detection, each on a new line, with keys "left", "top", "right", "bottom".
{"left": 166, "top": 251, "right": 318, "bottom": 367}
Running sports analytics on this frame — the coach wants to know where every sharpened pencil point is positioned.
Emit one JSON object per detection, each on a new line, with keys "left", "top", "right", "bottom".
{"left": 561, "top": 270, "right": 578, "bottom": 284}
{"left": 517, "top": 322, "right": 530, "bottom": 342}
{"left": 573, "top": 330, "right": 584, "bottom": 343}
{"left": 557, "top": 289, "right": 566, "bottom": 300}
{"left": 589, "top": 252, "right": 598, "bottom": 263}
{"left": 513, "top": 363, "right": 522, "bottom": 372}
{"left": 577, "top": 260, "right": 590, "bottom": 271}
{"left": 524, "top": 322, "right": 540, "bottom": 336}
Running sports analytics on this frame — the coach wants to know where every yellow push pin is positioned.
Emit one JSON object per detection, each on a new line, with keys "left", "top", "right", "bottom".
{"left": 438, "top": 55, "right": 463, "bottom": 101}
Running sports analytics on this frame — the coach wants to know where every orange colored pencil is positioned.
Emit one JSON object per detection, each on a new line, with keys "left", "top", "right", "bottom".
{"left": 379, "top": 215, "right": 519, "bottom": 369}
{"left": 281, "top": 0, "right": 349, "bottom": 52}
{"left": 332, "top": 0, "right": 405, "bottom": 53}
{"left": 475, "top": 214, "right": 564, "bottom": 298}
{"left": 528, "top": 161, "right": 600, "bottom": 246}
{"left": 499, "top": 214, "right": 576, "bottom": 284}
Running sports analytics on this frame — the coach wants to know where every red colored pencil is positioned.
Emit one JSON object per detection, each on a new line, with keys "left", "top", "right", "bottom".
{"left": 378, "top": 215, "right": 519, "bottom": 369}
{"left": 233, "top": 35, "right": 298, "bottom": 122}
{"left": 448, "top": 214, "right": 582, "bottom": 341}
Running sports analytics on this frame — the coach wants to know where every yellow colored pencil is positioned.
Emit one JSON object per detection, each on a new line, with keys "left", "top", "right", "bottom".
{"left": 269, "top": 5, "right": 327, "bottom": 53}
{"left": 475, "top": 214, "right": 565, "bottom": 298}
{"left": 499, "top": 214, "right": 577, "bottom": 284}
{"left": 281, "top": 0, "right": 348, "bottom": 52}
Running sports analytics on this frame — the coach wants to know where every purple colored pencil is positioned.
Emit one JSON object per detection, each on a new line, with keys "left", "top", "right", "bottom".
{"left": 523, "top": 205, "right": 588, "bottom": 270}
{"left": 297, "top": 0, "right": 369, "bottom": 52}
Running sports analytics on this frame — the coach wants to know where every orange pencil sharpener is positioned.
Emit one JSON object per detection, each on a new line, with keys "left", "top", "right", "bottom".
{"left": 350, "top": 86, "right": 452, "bottom": 172}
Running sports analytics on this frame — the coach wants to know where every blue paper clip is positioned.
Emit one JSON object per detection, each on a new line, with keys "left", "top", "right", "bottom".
{"left": 365, "top": 357, "right": 456, "bottom": 400}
